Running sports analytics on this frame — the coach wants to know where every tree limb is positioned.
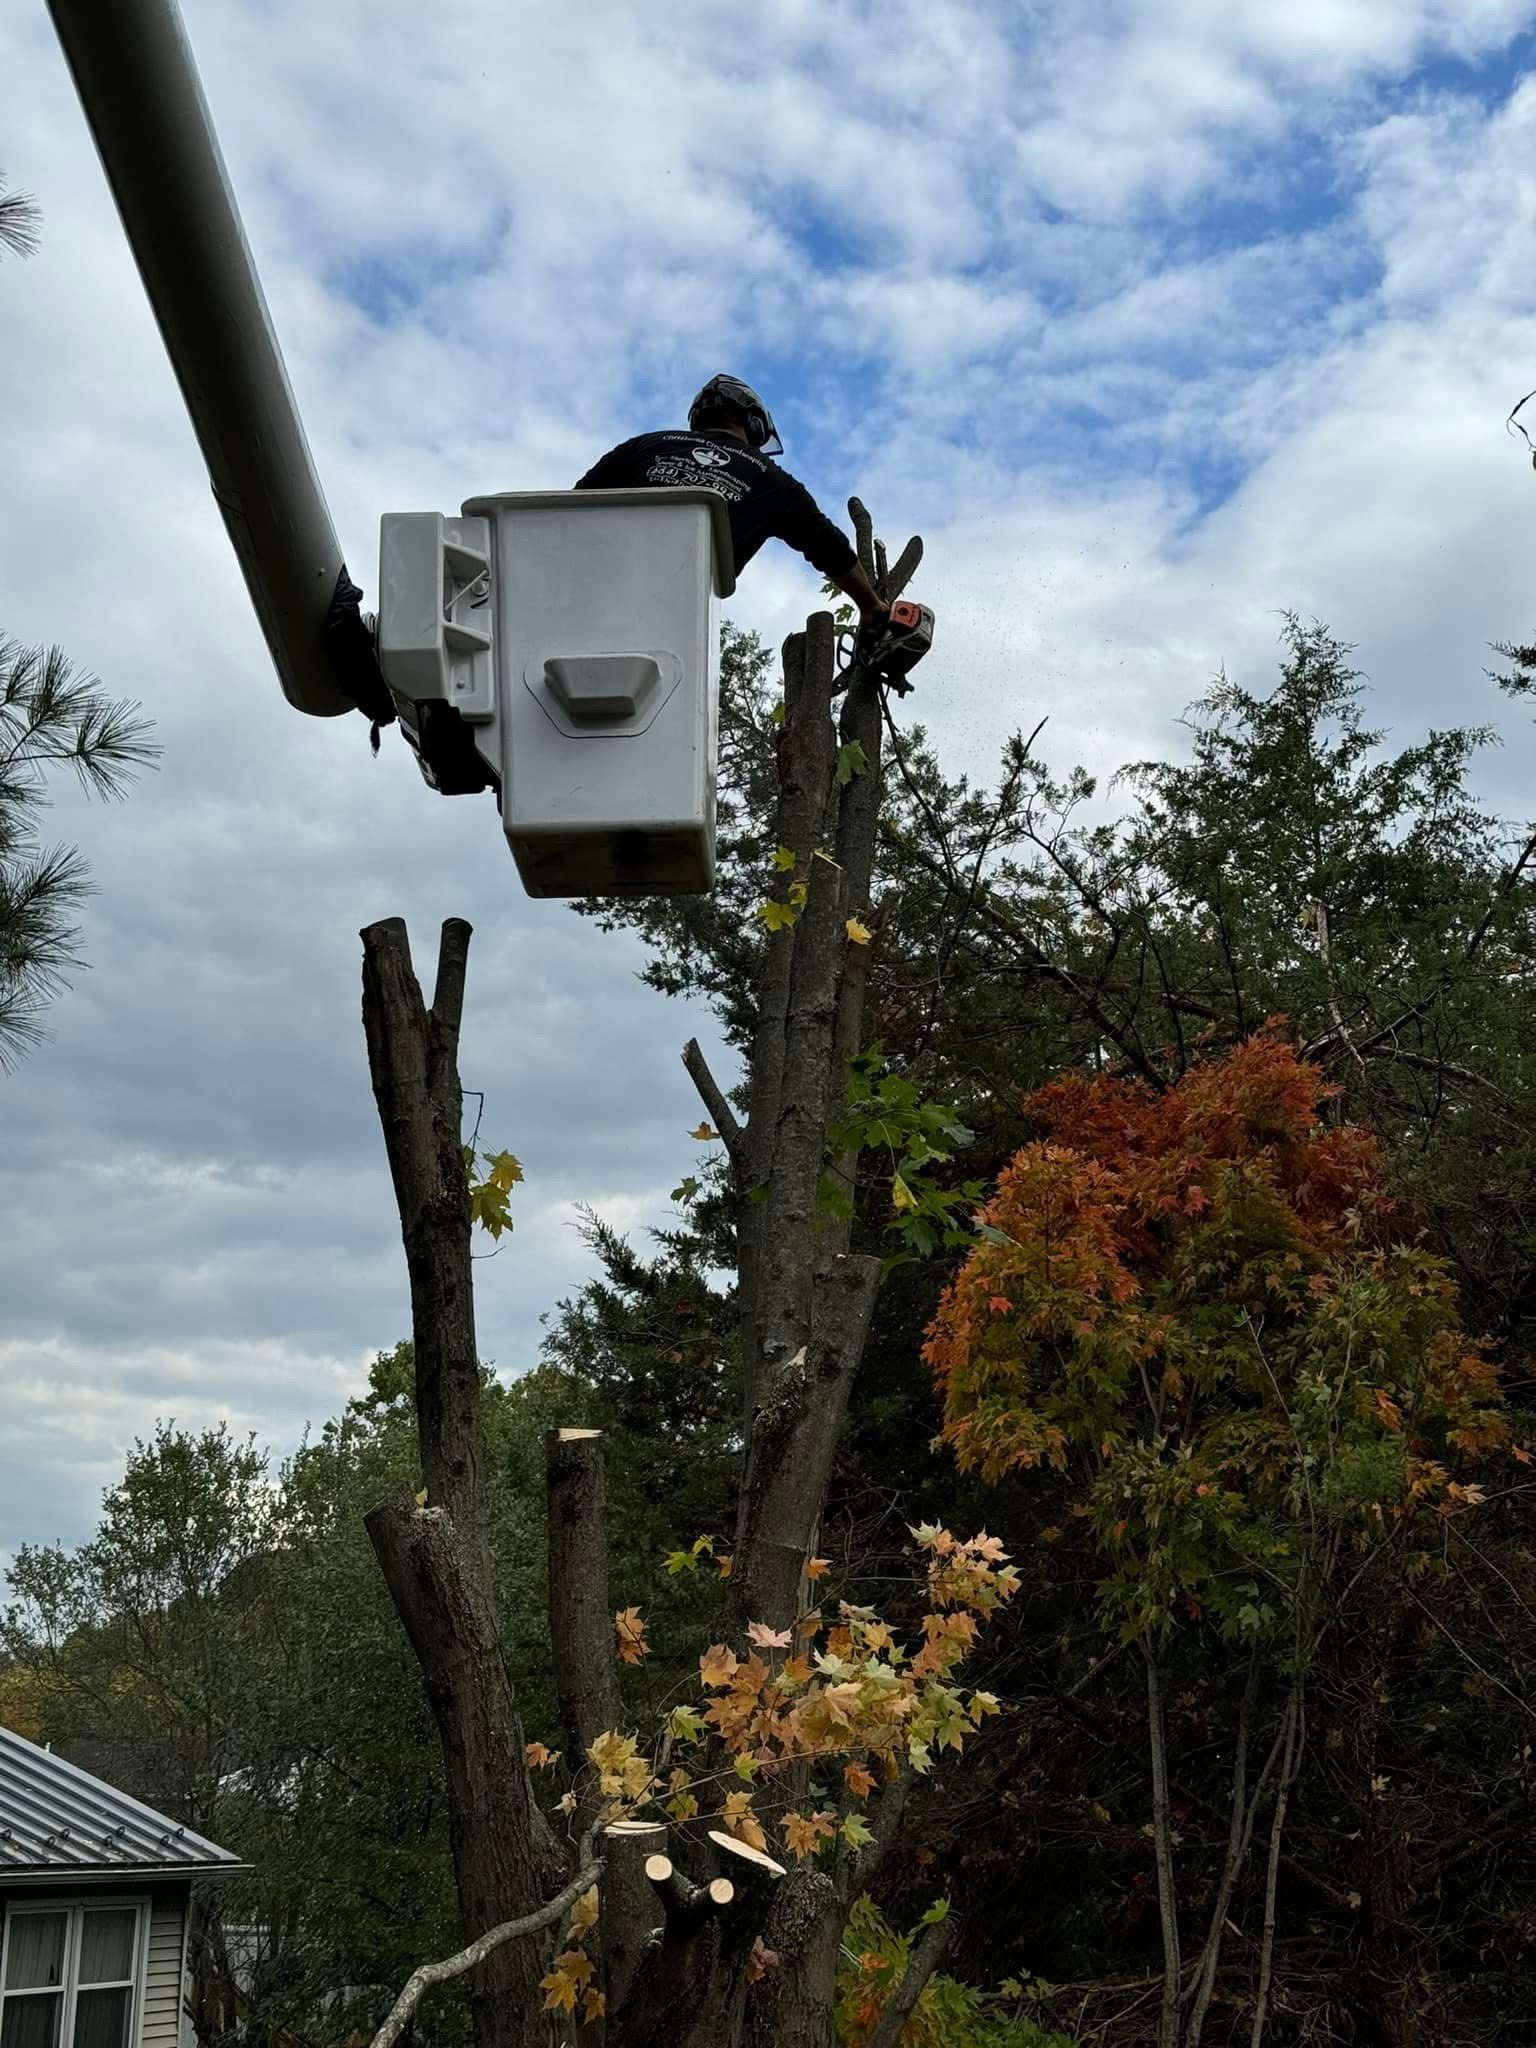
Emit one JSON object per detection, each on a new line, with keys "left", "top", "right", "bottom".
{"left": 681, "top": 1038, "right": 744, "bottom": 1165}
{"left": 369, "top": 1839, "right": 604, "bottom": 2048}
{"left": 868, "top": 1912, "right": 956, "bottom": 2048}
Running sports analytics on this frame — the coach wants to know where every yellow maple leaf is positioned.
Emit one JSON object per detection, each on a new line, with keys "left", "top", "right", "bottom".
{"left": 700, "top": 1643, "right": 739, "bottom": 1688}
{"left": 580, "top": 1986, "right": 606, "bottom": 2025}
{"left": 485, "top": 1150, "right": 524, "bottom": 1191}
{"left": 721, "top": 1790, "right": 767, "bottom": 1851}
{"left": 804, "top": 1556, "right": 831, "bottom": 1582}
{"left": 781, "top": 1809, "right": 836, "bottom": 1860}
{"left": 716, "top": 1552, "right": 734, "bottom": 1579}
{"left": 615, "top": 1607, "right": 650, "bottom": 1666}
{"left": 689, "top": 1122, "right": 720, "bottom": 1141}
{"left": 568, "top": 1886, "right": 600, "bottom": 1939}
{"left": 845, "top": 917, "right": 873, "bottom": 946}
{"left": 540, "top": 1950, "right": 594, "bottom": 2014}
{"left": 558, "top": 1791, "right": 578, "bottom": 1817}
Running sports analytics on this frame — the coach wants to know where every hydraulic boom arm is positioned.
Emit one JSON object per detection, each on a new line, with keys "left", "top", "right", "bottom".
{"left": 46, "top": 0, "right": 355, "bottom": 717}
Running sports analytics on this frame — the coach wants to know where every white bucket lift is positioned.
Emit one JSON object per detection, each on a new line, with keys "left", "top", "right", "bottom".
{"left": 377, "top": 490, "right": 735, "bottom": 897}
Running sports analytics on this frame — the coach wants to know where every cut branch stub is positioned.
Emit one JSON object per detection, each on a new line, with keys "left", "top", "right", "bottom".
{"left": 600, "top": 1822, "right": 669, "bottom": 2022}
{"left": 644, "top": 1854, "right": 736, "bottom": 1927}
{"left": 547, "top": 1428, "right": 623, "bottom": 1767}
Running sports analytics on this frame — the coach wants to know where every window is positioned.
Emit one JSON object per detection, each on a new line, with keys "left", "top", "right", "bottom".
{"left": 0, "top": 1906, "right": 144, "bottom": 2048}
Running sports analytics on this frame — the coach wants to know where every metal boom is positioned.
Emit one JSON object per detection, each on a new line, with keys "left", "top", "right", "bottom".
{"left": 46, "top": 0, "right": 354, "bottom": 717}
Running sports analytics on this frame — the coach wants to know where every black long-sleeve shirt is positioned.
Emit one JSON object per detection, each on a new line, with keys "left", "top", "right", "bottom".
{"left": 575, "top": 428, "right": 857, "bottom": 585}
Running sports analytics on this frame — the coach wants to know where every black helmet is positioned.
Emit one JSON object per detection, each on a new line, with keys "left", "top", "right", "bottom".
{"left": 688, "top": 374, "right": 783, "bottom": 456}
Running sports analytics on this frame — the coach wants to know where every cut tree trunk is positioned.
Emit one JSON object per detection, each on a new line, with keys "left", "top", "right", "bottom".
{"left": 360, "top": 919, "right": 561, "bottom": 2047}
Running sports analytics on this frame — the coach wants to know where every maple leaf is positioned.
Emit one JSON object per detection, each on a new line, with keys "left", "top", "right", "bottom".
{"left": 780, "top": 1810, "right": 836, "bottom": 1860}
{"left": 721, "top": 1790, "right": 768, "bottom": 1851}
{"left": 558, "top": 1791, "right": 578, "bottom": 1817}
{"left": 845, "top": 917, "right": 872, "bottom": 946}
{"left": 525, "top": 1741, "right": 559, "bottom": 1769}
{"left": 1373, "top": 1386, "right": 1404, "bottom": 1433}
{"left": 821, "top": 1681, "right": 864, "bottom": 1727}
{"left": 747, "top": 1620, "right": 793, "bottom": 1649}
{"left": 468, "top": 1178, "right": 513, "bottom": 1240}
{"left": 689, "top": 1122, "right": 720, "bottom": 1141}
{"left": 804, "top": 1556, "right": 832, "bottom": 1582}
{"left": 588, "top": 1731, "right": 636, "bottom": 1774}
{"left": 580, "top": 1987, "right": 606, "bottom": 2024}
{"left": 988, "top": 1295, "right": 1012, "bottom": 1315}
{"left": 615, "top": 1607, "right": 650, "bottom": 1665}
{"left": 540, "top": 1950, "right": 594, "bottom": 2014}
{"left": 840, "top": 1811, "right": 874, "bottom": 1850}
{"left": 844, "top": 1761, "right": 877, "bottom": 1800}
{"left": 568, "top": 1886, "right": 599, "bottom": 1938}
{"left": 484, "top": 1149, "right": 524, "bottom": 1191}
{"left": 700, "top": 1644, "right": 739, "bottom": 1688}
{"left": 716, "top": 1552, "right": 734, "bottom": 1578}
{"left": 756, "top": 898, "right": 799, "bottom": 932}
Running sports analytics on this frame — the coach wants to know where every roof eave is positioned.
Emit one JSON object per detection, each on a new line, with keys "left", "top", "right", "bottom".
{"left": 0, "top": 1863, "right": 251, "bottom": 1887}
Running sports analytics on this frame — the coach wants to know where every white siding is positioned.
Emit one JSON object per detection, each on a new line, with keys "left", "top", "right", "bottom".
{"left": 140, "top": 1905, "right": 184, "bottom": 2048}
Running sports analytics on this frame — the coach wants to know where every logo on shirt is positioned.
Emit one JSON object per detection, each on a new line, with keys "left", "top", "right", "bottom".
{"left": 689, "top": 443, "right": 733, "bottom": 469}
{"left": 647, "top": 454, "right": 747, "bottom": 502}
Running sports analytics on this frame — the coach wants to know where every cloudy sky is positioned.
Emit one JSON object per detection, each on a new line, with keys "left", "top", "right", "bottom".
{"left": 4, "top": 0, "right": 1536, "bottom": 1559}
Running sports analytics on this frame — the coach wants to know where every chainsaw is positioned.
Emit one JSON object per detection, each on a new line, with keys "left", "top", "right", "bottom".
{"left": 837, "top": 598, "right": 935, "bottom": 696}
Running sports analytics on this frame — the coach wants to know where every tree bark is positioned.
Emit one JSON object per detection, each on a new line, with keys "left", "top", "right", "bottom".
{"left": 868, "top": 1911, "right": 955, "bottom": 2048}
{"left": 366, "top": 1497, "right": 559, "bottom": 2043}
{"left": 741, "top": 1867, "right": 843, "bottom": 2048}
{"left": 361, "top": 919, "right": 563, "bottom": 2048}
{"left": 733, "top": 1251, "right": 881, "bottom": 1630}
{"left": 546, "top": 1430, "right": 659, "bottom": 2022}
{"left": 360, "top": 918, "right": 488, "bottom": 1576}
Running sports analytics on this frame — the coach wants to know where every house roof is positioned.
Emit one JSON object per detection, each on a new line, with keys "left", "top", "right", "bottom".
{"left": 0, "top": 1725, "right": 244, "bottom": 1881}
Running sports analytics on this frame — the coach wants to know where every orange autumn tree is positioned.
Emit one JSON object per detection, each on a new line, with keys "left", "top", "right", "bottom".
{"left": 924, "top": 1029, "right": 1512, "bottom": 2048}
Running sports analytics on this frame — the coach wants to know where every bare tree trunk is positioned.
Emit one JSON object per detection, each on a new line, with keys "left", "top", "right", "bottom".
{"left": 360, "top": 918, "right": 561, "bottom": 2046}
{"left": 360, "top": 918, "right": 489, "bottom": 1578}
{"left": 1186, "top": 1657, "right": 1270, "bottom": 2047}
{"left": 546, "top": 1428, "right": 659, "bottom": 2021}
{"left": 1144, "top": 1646, "right": 1183, "bottom": 2048}
{"left": 1249, "top": 1686, "right": 1304, "bottom": 2048}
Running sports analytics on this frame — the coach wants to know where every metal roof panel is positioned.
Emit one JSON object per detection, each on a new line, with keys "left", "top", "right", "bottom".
{"left": 0, "top": 1726, "right": 242, "bottom": 1875}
